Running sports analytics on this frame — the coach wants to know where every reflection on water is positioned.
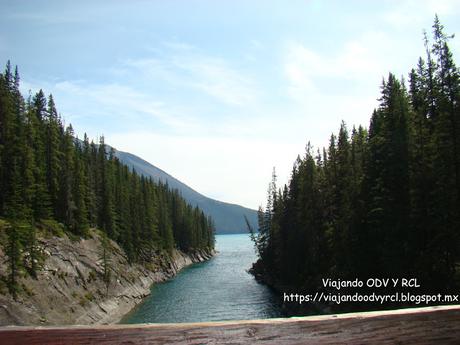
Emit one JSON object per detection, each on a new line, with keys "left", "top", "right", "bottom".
{"left": 121, "top": 234, "right": 282, "bottom": 323}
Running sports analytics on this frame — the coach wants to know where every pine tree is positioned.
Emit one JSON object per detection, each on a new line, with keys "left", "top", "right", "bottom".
{"left": 23, "top": 221, "right": 40, "bottom": 278}
{"left": 4, "top": 222, "right": 22, "bottom": 299}
{"left": 99, "top": 231, "right": 112, "bottom": 296}
{"left": 73, "top": 142, "right": 89, "bottom": 236}
{"left": 30, "top": 90, "right": 51, "bottom": 220}
{"left": 334, "top": 122, "right": 353, "bottom": 274}
{"left": 97, "top": 137, "right": 116, "bottom": 239}
{"left": 1, "top": 62, "right": 27, "bottom": 220}
{"left": 45, "top": 94, "right": 61, "bottom": 215}
{"left": 57, "top": 125, "right": 76, "bottom": 229}
{"left": 82, "top": 135, "right": 98, "bottom": 227}
{"left": 427, "top": 17, "right": 460, "bottom": 284}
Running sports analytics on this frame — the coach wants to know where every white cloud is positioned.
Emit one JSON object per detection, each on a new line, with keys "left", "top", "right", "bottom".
{"left": 22, "top": 78, "right": 201, "bottom": 139}
{"left": 284, "top": 31, "right": 388, "bottom": 98}
{"left": 282, "top": 33, "right": 389, "bottom": 143}
{"left": 95, "top": 84, "right": 201, "bottom": 133}
{"left": 125, "top": 44, "right": 260, "bottom": 107}
{"left": 179, "top": 58, "right": 257, "bottom": 106}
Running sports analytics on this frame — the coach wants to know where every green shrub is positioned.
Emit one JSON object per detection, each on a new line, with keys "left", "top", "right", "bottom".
{"left": 84, "top": 292, "right": 94, "bottom": 302}
{"left": 87, "top": 270, "right": 97, "bottom": 283}
{"left": 39, "top": 220, "right": 65, "bottom": 238}
{"left": 78, "top": 297, "right": 87, "bottom": 307}
{"left": 21, "top": 283, "right": 34, "bottom": 296}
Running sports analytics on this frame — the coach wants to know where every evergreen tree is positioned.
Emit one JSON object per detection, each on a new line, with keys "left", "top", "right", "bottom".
{"left": 30, "top": 90, "right": 51, "bottom": 219}
{"left": 4, "top": 222, "right": 22, "bottom": 299}
{"left": 57, "top": 125, "right": 76, "bottom": 229}
{"left": 45, "top": 94, "right": 61, "bottom": 215}
{"left": 73, "top": 142, "right": 89, "bottom": 236}
{"left": 99, "top": 231, "right": 112, "bottom": 295}
{"left": 22, "top": 220, "right": 40, "bottom": 279}
{"left": 97, "top": 137, "right": 116, "bottom": 239}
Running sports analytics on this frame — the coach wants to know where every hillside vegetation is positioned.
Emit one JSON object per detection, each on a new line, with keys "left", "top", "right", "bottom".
{"left": 0, "top": 64, "right": 215, "bottom": 299}
{"left": 114, "top": 149, "right": 258, "bottom": 234}
{"left": 250, "top": 17, "right": 460, "bottom": 309}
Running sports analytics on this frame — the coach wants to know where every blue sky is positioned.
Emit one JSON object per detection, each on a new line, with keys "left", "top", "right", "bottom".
{"left": 1, "top": 0, "right": 460, "bottom": 209}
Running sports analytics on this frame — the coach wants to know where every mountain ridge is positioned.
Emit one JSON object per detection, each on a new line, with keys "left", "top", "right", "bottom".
{"left": 113, "top": 148, "right": 258, "bottom": 234}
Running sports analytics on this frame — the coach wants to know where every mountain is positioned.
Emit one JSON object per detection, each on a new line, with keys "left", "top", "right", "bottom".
{"left": 113, "top": 149, "right": 258, "bottom": 234}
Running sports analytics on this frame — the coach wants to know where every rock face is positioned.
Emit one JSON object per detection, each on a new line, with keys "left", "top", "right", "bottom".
{"left": 0, "top": 231, "right": 215, "bottom": 326}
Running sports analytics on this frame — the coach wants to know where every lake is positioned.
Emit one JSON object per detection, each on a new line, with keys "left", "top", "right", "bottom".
{"left": 121, "top": 234, "right": 282, "bottom": 323}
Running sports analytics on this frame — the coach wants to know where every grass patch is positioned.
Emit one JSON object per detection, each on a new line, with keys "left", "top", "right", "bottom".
{"left": 78, "top": 296, "right": 87, "bottom": 307}
{"left": 21, "top": 283, "right": 35, "bottom": 297}
{"left": 144, "top": 262, "right": 158, "bottom": 272}
{"left": 78, "top": 292, "right": 94, "bottom": 306}
{"left": 39, "top": 219, "right": 65, "bottom": 238}
{"left": 84, "top": 292, "right": 94, "bottom": 302}
{"left": 87, "top": 270, "right": 97, "bottom": 283}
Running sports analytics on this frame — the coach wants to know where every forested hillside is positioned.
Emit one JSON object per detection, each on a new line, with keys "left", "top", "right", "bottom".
{"left": 0, "top": 64, "right": 215, "bottom": 297}
{"left": 114, "top": 149, "right": 258, "bottom": 234}
{"left": 251, "top": 17, "right": 459, "bottom": 300}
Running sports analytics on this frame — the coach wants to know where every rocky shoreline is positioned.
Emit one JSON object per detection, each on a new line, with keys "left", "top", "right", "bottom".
{"left": 0, "top": 230, "right": 215, "bottom": 326}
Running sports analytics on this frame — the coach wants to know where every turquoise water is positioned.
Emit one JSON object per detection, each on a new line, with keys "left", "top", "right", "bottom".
{"left": 121, "top": 234, "right": 282, "bottom": 323}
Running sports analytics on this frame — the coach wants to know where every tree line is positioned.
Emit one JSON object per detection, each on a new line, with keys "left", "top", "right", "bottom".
{"left": 0, "top": 63, "right": 215, "bottom": 296}
{"left": 251, "top": 17, "right": 459, "bottom": 299}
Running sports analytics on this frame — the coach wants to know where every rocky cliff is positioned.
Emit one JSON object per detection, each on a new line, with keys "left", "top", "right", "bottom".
{"left": 0, "top": 229, "right": 214, "bottom": 326}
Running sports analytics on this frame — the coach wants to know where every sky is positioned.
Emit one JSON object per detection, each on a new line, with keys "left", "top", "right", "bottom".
{"left": 1, "top": 0, "right": 460, "bottom": 210}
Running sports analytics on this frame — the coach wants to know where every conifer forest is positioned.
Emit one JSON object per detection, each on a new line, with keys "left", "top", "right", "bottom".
{"left": 251, "top": 17, "right": 460, "bottom": 301}
{"left": 0, "top": 65, "right": 215, "bottom": 296}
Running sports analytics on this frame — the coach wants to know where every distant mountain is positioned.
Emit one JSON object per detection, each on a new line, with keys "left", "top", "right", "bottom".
{"left": 113, "top": 149, "right": 258, "bottom": 234}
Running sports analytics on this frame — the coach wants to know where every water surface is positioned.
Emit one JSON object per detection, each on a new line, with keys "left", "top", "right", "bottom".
{"left": 122, "top": 234, "right": 282, "bottom": 323}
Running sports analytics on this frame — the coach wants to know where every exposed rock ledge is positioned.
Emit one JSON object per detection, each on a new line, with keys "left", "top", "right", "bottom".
{"left": 0, "top": 231, "right": 215, "bottom": 326}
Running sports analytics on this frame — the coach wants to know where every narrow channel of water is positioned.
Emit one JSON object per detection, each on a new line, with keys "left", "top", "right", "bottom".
{"left": 121, "top": 234, "right": 282, "bottom": 323}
